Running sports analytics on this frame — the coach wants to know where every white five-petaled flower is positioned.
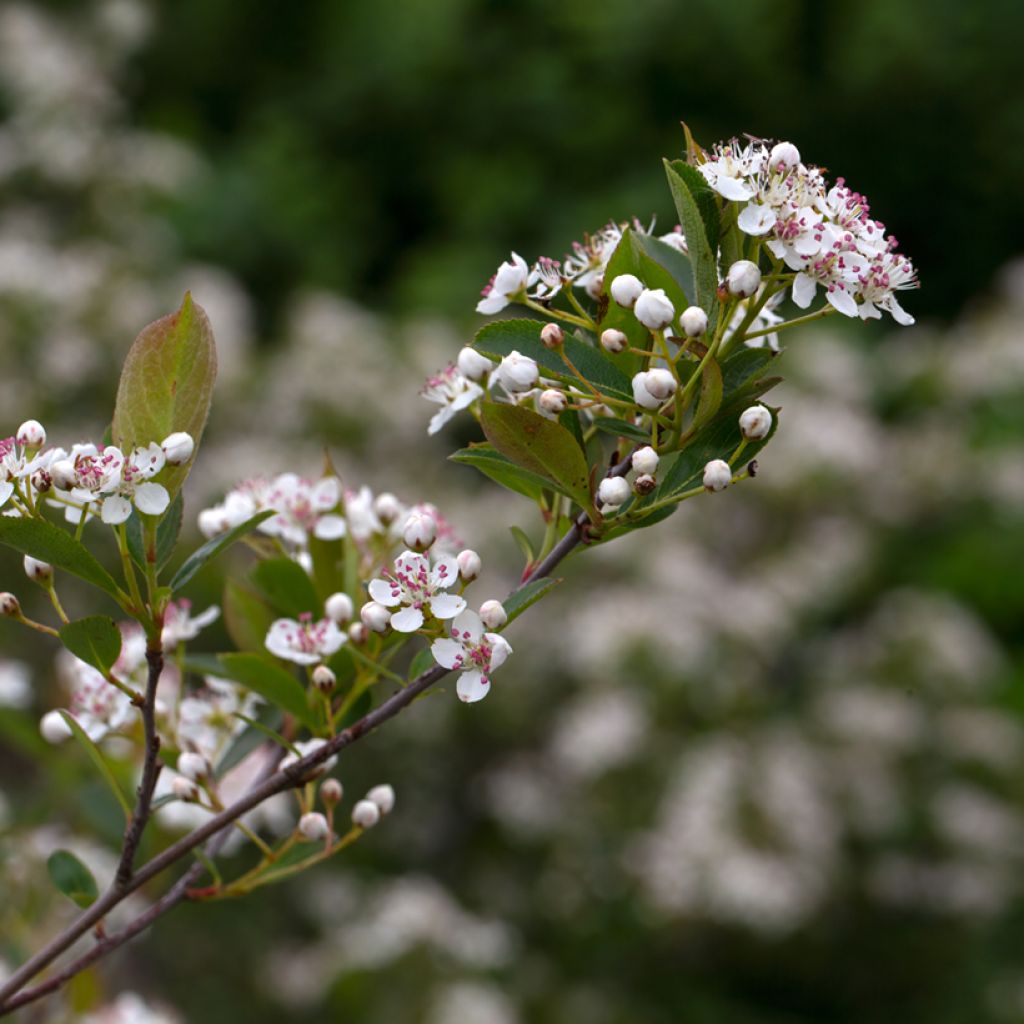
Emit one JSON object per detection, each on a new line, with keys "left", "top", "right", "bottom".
{"left": 476, "top": 252, "right": 533, "bottom": 314}
{"left": 368, "top": 550, "right": 466, "bottom": 633}
{"left": 431, "top": 609, "right": 512, "bottom": 703}
{"left": 422, "top": 365, "right": 484, "bottom": 435}
{"left": 265, "top": 613, "right": 346, "bottom": 665}
{"left": 100, "top": 443, "right": 170, "bottom": 524}
{"left": 162, "top": 600, "right": 220, "bottom": 650}
{"left": 259, "top": 473, "right": 346, "bottom": 546}
{"left": 698, "top": 139, "right": 766, "bottom": 202}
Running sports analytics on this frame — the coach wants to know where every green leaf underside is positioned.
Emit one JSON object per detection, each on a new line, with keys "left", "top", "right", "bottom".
{"left": 250, "top": 558, "right": 320, "bottom": 618}
{"left": 664, "top": 161, "right": 720, "bottom": 319}
{"left": 125, "top": 492, "right": 184, "bottom": 573}
{"left": 59, "top": 617, "right": 122, "bottom": 675}
{"left": 503, "top": 576, "right": 561, "bottom": 624}
{"left": 169, "top": 510, "right": 274, "bottom": 593}
{"left": 0, "top": 517, "right": 122, "bottom": 599}
{"left": 111, "top": 294, "right": 217, "bottom": 498}
{"left": 480, "top": 403, "right": 595, "bottom": 516}
{"left": 47, "top": 849, "right": 99, "bottom": 908}
{"left": 451, "top": 445, "right": 554, "bottom": 502}
{"left": 57, "top": 711, "right": 132, "bottom": 818}
{"left": 216, "top": 652, "right": 317, "bottom": 729}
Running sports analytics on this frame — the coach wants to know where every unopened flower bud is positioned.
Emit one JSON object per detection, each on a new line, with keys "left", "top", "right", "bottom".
{"left": 198, "top": 509, "right": 223, "bottom": 538}
{"left": 679, "top": 306, "right": 708, "bottom": 337}
{"left": 457, "top": 346, "right": 494, "bottom": 382}
{"left": 585, "top": 273, "right": 604, "bottom": 299}
{"left": 40, "top": 709, "right": 71, "bottom": 744}
{"left": 360, "top": 601, "right": 391, "bottom": 633}
{"left": 634, "top": 288, "right": 676, "bottom": 331}
{"left": 31, "top": 469, "right": 52, "bottom": 494}
{"left": 374, "top": 492, "right": 403, "bottom": 525}
{"left": 325, "top": 592, "right": 354, "bottom": 624}
{"left": 703, "top": 459, "right": 733, "bottom": 492}
{"left": 769, "top": 140, "right": 801, "bottom": 172}
{"left": 539, "top": 389, "right": 567, "bottom": 415}
{"left": 16, "top": 420, "right": 45, "bottom": 447}
{"left": 299, "top": 811, "right": 330, "bottom": 842}
{"left": 495, "top": 350, "right": 539, "bottom": 394}
{"left": 739, "top": 405, "right": 773, "bottom": 440}
{"left": 23, "top": 556, "right": 52, "bottom": 584}
{"left": 172, "top": 777, "right": 199, "bottom": 801}
{"left": 644, "top": 368, "right": 677, "bottom": 401}
{"left": 0, "top": 592, "right": 21, "bottom": 617}
{"left": 726, "top": 260, "right": 762, "bottom": 298}
{"left": 312, "top": 664, "right": 336, "bottom": 693}
{"left": 402, "top": 511, "right": 437, "bottom": 552}
{"left": 50, "top": 459, "right": 76, "bottom": 491}
{"left": 352, "top": 799, "right": 381, "bottom": 829}
{"left": 631, "top": 446, "right": 659, "bottom": 476}
{"left": 634, "top": 473, "right": 656, "bottom": 495}
{"left": 540, "top": 323, "right": 564, "bottom": 349}
{"left": 348, "top": 622, "right": 369, "bottom": 644}
{"left": 177, "top": 751, "right": 209, "bottom": 782}
{"left": 456, "top": 549, "right": 482, "bottom": 581}
{"left": 609, "top": 273, "right": 644, "bottom": 309}
{"left": 479, "top": 599, "right": 507, "bottom": 630}
{"left": 600, "top": 329, "right": 628, "bottom": 354}
{"left": 320, "top": 778, "right": 343, "bottom": 806}
{"left": 161, "top": 432, "right": 195, "bottom": 465}
{"left": 597, "top": 476, "right": 631, "bottom": 509}
{"left": 367, "top": 783, "right": 395, "bottom": 815}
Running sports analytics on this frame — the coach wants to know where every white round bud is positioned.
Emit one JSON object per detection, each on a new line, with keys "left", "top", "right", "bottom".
{"left": 540, "top": 323, "right": 564, "bottom": 349}
{"left": 609, "top": 274, "right": 644, "bottom": 309}
{"left": 40, "top": 710, "right": 71, "bottom": 744}
{"left": 0, "top": 592, "right": 21, "bottom": 617}
{"left": 457, "top": 346, "right": 494, "bottom": 382}
{"left": 197, "top": 509, "right": 224, "bottom": 538}
{"left": 16, "top": 420, "right": 45, "bottom": 447}
{"left": 299, "top": 811, "right": 330, "bottom": 842}
{"left": 50, "top": 459, "right": 76, "bottom": 491}
{"left": 479, "top": 599, "right": 508, "bottom": 630}
{"left": 726, "top": 260, "right": 762, "bottom": 298}
{"left": 769, "top": 140, "right": 801, "bottom": 172}
{"left": 631, "top": 446, "right": 659, "bottom": 476}
{"left": 585, "top": 273, "right": 604, "bottom": 299}
{"left": 348, "top": 622, "right": 369, "bottom": 644}
{"left": 634, "top": 288, "right": 676, "bottom": 331}
{"left": 643, "top": 368, "right": 677, "bottom": 401}
{"left": 360, "top": 601, "right": 391, "bottom": 633}
{"left": 373, "top": 492, "right": 403, "bottom": 525}
{"left": 456, "top": 549, "right": 482, "bottom": 581}
{"left": 31, "top": 469, "right": 52, "bottom": 494}
{"left": 172, "top": 777, "right": 199, "bottom": 801}
{"left": 597, "top": 476, "right": 631, "bottom": 509}
{"left": 703, "top": 459, "right": 733, "bottom": 492}
{"left": 312, "top": 664, "right": 337, "bottom": 693}
{"left": 352, "top": 799, "right": 381, "bottom": 829}
{"left": 367, "top": 783, "right": 396, "bottom": 815}
{"left": 495, "top": 350, "right": 540, "bottom": 394}
{"left": 679, "top": 306, "right": 709, "bottom": 337}
{"left": 739, "top": 405, "right": 773, "bottom": 440}
{"left": 320, "top": 778, "right": 343, "bottom": 805}
{"left": 177, "top": 751, "right": 209, "bottom": 782}
{"left": 23, "top": 556, "right": 53, "bottom": 584}
{"left": 631, "top": 372, "right": 662, "bottom": 410}
{"left": 600, "top": 329, "right": 628, "bottom": 354}
{"left": 634, "top": 473, "right": 656, "bottom": 495}
{"left": 402, "top": 511, "right": 437, "bottom": 552}
{"left": 161, "top": 432, "right": 195, "bottom": 466}
{"left": 324, "top": 592, "right": 354, "bottom": 624}
{"left": 539, "top": 389, "right": 567, "bottom": 415}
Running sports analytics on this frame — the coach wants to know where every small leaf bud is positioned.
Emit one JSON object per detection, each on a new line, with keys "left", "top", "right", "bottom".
{"left": 402, "top": 510, "right": 437, "bottom": 552}
{"left": 726, "top": 260, "right": 762, "bottom": 298}
{"left": 457, "top": 346, "right": 494, "bottom": 382}
{"left": 540, "top": 323, "right": 564, "bottom": 349}
{"left": 456, "top": 549, "right": 482, "bottom": 581}
{"left": 703, "top": 459, "right": 733, "bottom": 492}
{"left": 320, "top": 778, "right": 344, "bottom": 806}
{"left": 597, "top": 476, "right": 631, "bottom": 509}
{"left": 0, "top": 592, "right": 21, "bottom": 617}
{"left": 16, "top": 420, "right": 45, "bottom": 447}
{"left": 479, "top": 599, "right": 508, "bottom": 630}
{"left": 360, "top": 601, "right": 391, "bottom": 633}
{"left": 23, "top": 556, "right": 52, "bottom": 584}
{"left": 634, "top": 473, "right": 656, "bottom": 496}
{"left": 739, "top": 405, "right": 773, "bottom": 440}
{"left": 324, "top": 592, "right": 354, "bottom": 624}
{"left": 679, "top": 306, "right": 709, "bottom": 337}
{"left": 539, "top": 389, "right": 567, "bottom": 415}
{"left": 299, "top": 811, "right": 330, "bottom": 842}
{"left": 367, "top": 783, "right": 396, "bottom": 815}
{"left": 161, "top": 432, "right": 195, "bottom": 465}
{"left": 177, "top": 751, "right": 209, "bottom": 782}
{"left": 600, "top": 329, "right": 628, "bottom": 354}
{"left": 40, "top": 709, "right": 71, "bottom": 744}
{"left": 374, "top": 492, "right": 403, "bottom": 525}
{"left": 352, "top": 799, "right": 381, "bottom": 829}
{"left": 631, "top": 446, "right": 659, "bottom": 476}
{"left": 634, "top": 288, "right": 676, "bottom": 331}
{"left": 609, "top": 273, "right": 644, "bottom": 309}
{"left": 172, "top": 777, "right": 200, "bottom": 801}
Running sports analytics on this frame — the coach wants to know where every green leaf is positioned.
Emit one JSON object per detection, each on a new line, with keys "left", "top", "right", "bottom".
{"left": 503, "top": 576, "right": 561, "bottom": 624}
{"left": 59, "top": 617, "right": 122, "bottom": 675}
{"left": 669, "top": 159, "right": 720, "bottom": 254}
{"left": 57, "top": 711, "right": 132, "bottom": 819}
{"left": 125, "top": 492, "right": 184, "bottom": 573}
{"left": 216, "top": 652, "right": 316, "bottom": 729}
{"left": 509, "top": 525, "right": 535, "bottom": 565}
{"left": 112, "top": 294, "right": 217, "bottom": 498}
{"left": 337, "top": 688, "right": 371, "bottom": 729}
{"left": 308, "top": 533, "right": 344, "bottom": 602}
{"left": 591, "top": 417, "right": 650, "bottom": 443}
{"left": 169, "top": 510, "right": 274, "bottom": 593}
{"left": 481, "top": 403, "right": 596, "bottom": 516}
{"left": 0, "top": 517, "right": 122, "bottom": 600}
{"left": 215, "top": 706, "right": 283, "bottom": 777}
{"left": 222, "top": 579, "right": 276, "bottom": 652}
{"left": 691, "top": 357, "right": 724, "bottom": 434}
{"left": 473, "top": 319, "right": 633, "bottom": 404}
{"left": 47, "top": 849, "right": 99, "bottom": 908}
{"left": 250, "top": 558, "right": 320, "bottom": 618}
{"left": 450, "top": 445, "right": 552, "bottom": 502}
{"left": 407, "top": 647, "right": 435, "bottom": 682}
{"left": 664, "top": 160, "right": 720, "bottom": 318}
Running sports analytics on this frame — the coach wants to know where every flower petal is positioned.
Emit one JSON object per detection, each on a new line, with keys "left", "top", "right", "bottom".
{"left": 368, "top": 578, "right": 402, "bottom": 606}
{"left": 134, "top": 482, "right": 170, "bottom": 516}
{"left": 430, "top": 557, "right": 459, "bottom": 589}
{"left": 450, "top": 609, "right": 483, "bottom": 644}
{"left": 485, "top": 633, "right": 513, "bottom": 671}
{"left": 457, "top": 670, "right": 490, "bottom": 703}
{"left": 431, "top": 637, "right": 465, "bottom": 670}
{"left": 429, "top": 592, "right": 466, "bottom": 620}
{"left": 314, "top": 514, "right": 347, "bottom": 540}
{"left": 101, "top": 495, "right": 132, "bottom": 524}
{"left": 791, "top": 273, "right": 817, "bottom": 309}
{"left": 390, "top": 606, "right": 425, "bottom": 633}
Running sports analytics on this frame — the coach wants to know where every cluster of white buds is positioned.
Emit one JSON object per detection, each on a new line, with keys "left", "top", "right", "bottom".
{"left": 631, "top": 368, "right": 677, "bottom": 410}
{"left": 351, "top": 783, "right": 396, "bottom": 829}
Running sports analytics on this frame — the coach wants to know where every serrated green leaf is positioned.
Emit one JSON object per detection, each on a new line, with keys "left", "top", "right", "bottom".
{"left": 450, "top": 445, "right": 551, "bottom": 502}
{"left": 481, "top": 403, "right": 596, "bottom": 516}
{"left": 169, "top": 510, "right": 274, "bottom": 593}
{"left": 250, "top": 558, "right": 320, "bottom": 618}
{"left": 47, "top": 849, "right": 99, "bottom": 908}
{"left": 504, "top": 576, "right": 561, "bottom": 624}
{"left": 125, "top": 492, "right": 184, "bottom": 573}
{"left": 222, "top": 578, "right": 275, "bottom": 653}
{"left": 112, "top": 294, "right": 217, "bottom": 498}
{"left": 664, "top": 160, "right": 719, "bottom": 318}
{"left": 59, "top": 617, "right": 122, "bottom": 675}
{"left": 0, "top": 517, "right": 123, "bottom": 600}
{"left": 57, "top": 711, "right": 132, "bottom": 818}
{"left": 216, "top": 652, "right": 316, "bottom": 729}
{"left": 670, "top": 159, "right": 720, "bottom": 254}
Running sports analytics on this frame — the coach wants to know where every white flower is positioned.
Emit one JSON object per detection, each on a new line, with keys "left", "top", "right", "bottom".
{"left": 476, "top": 252, "right": 533, "bottom": 314}
{"left": 16, "top": 420, "right": 45, "bottom": 447}
{"left": 368, "top": 550, "right": 466, "bottom": 632}
{"left": 402, "top": 509, "right": 437, "bottom": 552}
{"left": 260, "top": 473, "right": 346, "bottom": 546}
{"left": 609, "top": 273, "right": 644, "bottom": 308}
{"left": 299, "top": 811, "right": 330, "bottom": 842}
{"left": 739, "top": 405, "right": 773, "bottom": 440}
{"left": 162, "top": 600, "right": 220, "bottom": 649}
{"left": 679, "top": 306, "right": 708, "bottom": 337}
{"left": 0, "top": 659, "right": 31, "bottom": 709}
{"left": 360, "top": 601, "right": 391, "bottom": 633}
{"left": 160, "top": 431, "right": 195, "bottom": 465}
{"left": 431, "top": 609, "right": 513, "bottom": 703}
{"left": 634, "top": 288, "right": 676, "bottom": 331}
{"left": 457, "top": 346, "right": 494, "bottom": 382}
{"left": 49, "top": 443, "right": 123, "bottom": 523}
{"left": 479, "top": 599, "right": 508, "bottom": 630}
{"left": 538, "top": 389, "right": 567, "bottom": 415}
{"left": 726, "top": 260, "right": 762, "bottom": 298}
{"left": 598, "top": 476, "right": 631, "bottom": 509}
{"left": 367, "top": 783, "right": 396, "bottom": 814}
{"left": 737, "top": 202, "right": 777, "bottom": 236}
{"left": 703, "top": 459, "right": 733, "bottom": 492}
{"left": 265, "top": 614, "right": 346, "bottom": 666}
{"left": 175, "top": 679, "right": 260, "bottom": 765}
{"left": 325, "top": 592, "right": 354, "bottom": 623}
{"left": 177, "top": 751, "right": 209, "bottom": 781}
{"left": 600, "top": 329, "right": 628, "bottom": 354}
{"left": 632, "top": 446, "right": 659, "bottom": 476}
{"left": 563, "top": 221, "right": 624, "bottom": 295}
{"left": 494, "top": 350, "right": 539, "bottom": 394}
{"left": 698, "top": 139, "right": 767, "bottom": 201}
{"left": 422, "top": 364, "right": 484, "bottom": 435}
{"left": 352, "top": 799, "right": 381, "bottom": 828}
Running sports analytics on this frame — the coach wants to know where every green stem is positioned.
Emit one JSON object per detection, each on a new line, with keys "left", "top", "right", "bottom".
{"left": 523, "top": 298, "right": 590, "bottom": 330}
{"left": 742, "top": 305, "right": 835, "bottom": 342}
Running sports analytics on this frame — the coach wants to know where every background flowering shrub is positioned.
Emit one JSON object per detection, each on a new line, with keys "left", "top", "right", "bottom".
{"left": 1, "top": 2, "right": 1024, "bottom": 1022}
